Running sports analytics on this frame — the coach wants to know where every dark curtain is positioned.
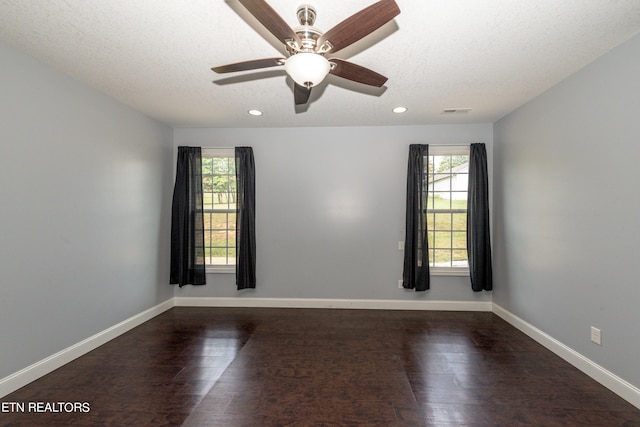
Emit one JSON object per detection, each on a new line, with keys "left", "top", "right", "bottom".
{"left": 170, "top": 147, "right": 206, "bottom": 287}
{"left": 402, "top": 144, "right": 430, "bottom": 291}
{"left": 235, "top": 147, "right": 256, "bottom": 290}
{"left": 467, "top": 143, "right": 493, "bottom": 291}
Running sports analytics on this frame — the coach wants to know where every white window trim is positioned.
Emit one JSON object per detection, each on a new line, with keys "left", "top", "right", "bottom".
{"left": 428, "top": 144, "right": 470, "bottom": 155}
{"left": 206, "top": 265, "right": 235, "bottom": 274}
{"left": 431, "top": 267, "right": 470, "bottom": 277}
{"left": 427, "top": 144, "right": 470, "bottom": 275}
{"left": 202, "top": 147, "right": 235, "bottom": 157}
{"left": 202, "top": 147, "right": 236, "bottom": 274}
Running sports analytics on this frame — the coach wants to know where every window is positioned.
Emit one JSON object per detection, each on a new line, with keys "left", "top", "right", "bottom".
{"left": 201, "top": 148, "right": 236, "bottom": 270}
{"left": 426, "top": 146, "right": 469, "bottom": 274}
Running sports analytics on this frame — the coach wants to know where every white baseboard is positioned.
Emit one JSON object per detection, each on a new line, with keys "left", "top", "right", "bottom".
{"left": 0, "top": 298, "right": 174, "bottom": 399}
{"left": 4, "top": 297, "right": 637, "bottom": 411}
{"left": 174, "top": 297, "right": 493, "bottom": 312}
{"left": 492, "top": 303, "right": 640, "bottom": 410}
{"left": 0, "top": 297, "right": 488, "bottom": 399}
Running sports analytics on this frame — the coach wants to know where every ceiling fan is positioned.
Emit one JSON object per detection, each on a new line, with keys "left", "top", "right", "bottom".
{"left": 212, "top": 0, "right": 400, "bottom": 106}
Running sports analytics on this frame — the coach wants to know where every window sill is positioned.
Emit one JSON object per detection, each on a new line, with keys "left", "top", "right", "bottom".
{"left": 430, "top": 267, "right": 469, "bottom": 277}
{"left": 205, "top": 266, "right": 235, "bottom": 274}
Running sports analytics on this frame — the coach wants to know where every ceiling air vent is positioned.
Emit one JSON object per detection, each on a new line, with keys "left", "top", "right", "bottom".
{"left": 441, "top": 108, "right": 472, "bottom": 114}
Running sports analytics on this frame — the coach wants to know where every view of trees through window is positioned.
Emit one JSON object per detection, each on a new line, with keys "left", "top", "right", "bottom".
{"left": 202, "top": 153, "right": 236, "bottom": 266}
{"left": 426, "top": 153, "right": 469, "bottom": 269}
{"left": 200, "top": 149, "right": 468, "bottom": 269}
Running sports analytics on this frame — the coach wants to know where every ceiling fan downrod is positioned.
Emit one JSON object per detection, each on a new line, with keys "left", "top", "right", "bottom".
{"left": 286, "top": 4, "right": 327, "bottom": 55}
{"left": 296, "top": 4, "right": 316, "bottom": 26}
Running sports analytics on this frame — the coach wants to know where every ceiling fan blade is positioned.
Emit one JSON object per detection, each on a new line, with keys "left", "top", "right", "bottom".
{"left": 316, "top": 0, "right": 400, "bottom": 53}
{"left": 212, "top": 57, "right": 285, "bottom": 74}
{"left": 238, "top": 0, "right": 301, "bottom": 46}
{"left": 329, "top": 58, "right": 388, "bottom": 87}
{"left": 294, "top": 83, "right": 311, "bottom": 105}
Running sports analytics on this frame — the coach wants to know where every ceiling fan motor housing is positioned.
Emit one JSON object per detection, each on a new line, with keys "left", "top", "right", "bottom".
{"left": 287, "top": 4, "right": 324, "bottom": 54}
{"left": 285, "top": 5, "right": 334, "bottom": 88}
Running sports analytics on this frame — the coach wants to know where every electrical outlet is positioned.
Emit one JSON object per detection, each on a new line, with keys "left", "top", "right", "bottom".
{"left": 398, "top": 280, "right": 404, "bottom": 289}
{"left": 398, "top": 241, "right": 405, "bottom": 250}
{"left": 591, "top": 327, "right": 602, "bottom": 345}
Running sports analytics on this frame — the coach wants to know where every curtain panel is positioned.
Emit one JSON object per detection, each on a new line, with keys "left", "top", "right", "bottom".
{"left": 170, "top": 146, "right": 206, "bottom": 287}
{"left": 402, "top": 144, "right": 430, "bottom": 291}
{"left": 467, "top": 143, "right": 493, "bottom": 291}
{"left": 235, "top": 147, "right": 256, "bottom": 290}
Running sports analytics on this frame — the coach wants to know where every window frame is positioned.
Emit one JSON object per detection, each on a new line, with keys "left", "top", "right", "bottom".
{"left": 426, "top": 145, "right": 470, "bottom": 276}
{"left": 201, "top": 147, "right": 236, "bottom": 274}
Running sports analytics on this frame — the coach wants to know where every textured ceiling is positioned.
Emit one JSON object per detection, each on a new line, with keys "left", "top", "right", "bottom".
{"left": 1, "top": 0, "right": 639, "bottom": 128}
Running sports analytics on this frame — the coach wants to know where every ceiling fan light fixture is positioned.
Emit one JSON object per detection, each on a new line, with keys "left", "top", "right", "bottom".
{"left": 285, "top": 52, "right": 331, "bottom": 88}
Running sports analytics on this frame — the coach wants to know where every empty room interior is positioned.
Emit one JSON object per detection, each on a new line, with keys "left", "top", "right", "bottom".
{"left": 1, "top": 0, "right": 640, "bottom": 425}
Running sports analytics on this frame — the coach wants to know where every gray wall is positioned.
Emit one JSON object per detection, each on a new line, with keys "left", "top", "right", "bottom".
{"left": 0, "top": 43, "right": 174, "bottom": 379}
{"left": 174, "top": 125, "right": 493, "bottom": 303}
{"left": 493, "top": 34, "right": 640, "bottom": 388}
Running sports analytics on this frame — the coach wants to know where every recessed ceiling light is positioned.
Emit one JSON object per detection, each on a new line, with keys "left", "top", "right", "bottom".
{"left": 392, "top": 106, "right": 408, "bottom": 114}
{"left": 248, "top": 109, "right": 263, "bottom": 116}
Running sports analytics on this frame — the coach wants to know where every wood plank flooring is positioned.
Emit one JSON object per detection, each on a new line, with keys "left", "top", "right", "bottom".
{"left": 1, "top": 307, "right": 639, "bottom": 426}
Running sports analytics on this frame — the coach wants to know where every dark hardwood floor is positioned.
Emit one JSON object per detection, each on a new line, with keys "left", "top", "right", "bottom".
{"left": 1, "top": 307, "right": 639, "bottom": 426}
